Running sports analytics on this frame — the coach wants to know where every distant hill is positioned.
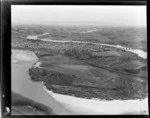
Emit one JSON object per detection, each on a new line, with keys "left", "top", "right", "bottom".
{"left": 12, "top": 21, "right": 139, "bottom": 27}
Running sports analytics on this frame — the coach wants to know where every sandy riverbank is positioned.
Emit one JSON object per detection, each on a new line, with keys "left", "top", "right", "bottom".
{"left": 15, "top": 52, "right": 35, "bottom": 61}
{"left": 43, "top": 86, "right": 148, "bottom": 115}
{"left": 11, "top": 49, "right": 77, "bottom": 115}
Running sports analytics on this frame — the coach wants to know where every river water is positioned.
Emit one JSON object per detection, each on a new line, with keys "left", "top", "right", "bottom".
{"left": 27, "top": 33, "right": 147, "bottom": 59}
{"left": 11, "top": 49, "right": 76, "bottom": 115}
{"left": 11, "top": 49, "right": 148, "bottom": 115}
{"left": 11, "top": 33, "right": 148, "bottom": 115}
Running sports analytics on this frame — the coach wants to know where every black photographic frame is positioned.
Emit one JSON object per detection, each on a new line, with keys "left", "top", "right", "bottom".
{"left": 1, "top": 0, "right": 147, "bottom": 118}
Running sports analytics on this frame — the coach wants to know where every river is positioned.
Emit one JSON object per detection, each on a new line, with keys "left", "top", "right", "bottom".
{"left": 11, "top": 49, "right": 148, "bottom": 115}
{"left": 26, "top": 33, "right": 147, "bottom": 59}
{"left": 11, "top": 49, "right": 76, "bottom": 115}
{"left": 11, "top": 33, "right": 148, "bottom": 115}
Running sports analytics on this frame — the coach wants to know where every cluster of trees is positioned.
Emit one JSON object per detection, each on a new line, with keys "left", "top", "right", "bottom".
{"left": 64, "top": 48, "right": 92, "bottom": 59}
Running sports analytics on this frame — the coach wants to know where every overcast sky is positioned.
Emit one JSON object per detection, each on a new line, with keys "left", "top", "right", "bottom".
{"left": 12, "top": 5, "right": 146, "bottom": 27}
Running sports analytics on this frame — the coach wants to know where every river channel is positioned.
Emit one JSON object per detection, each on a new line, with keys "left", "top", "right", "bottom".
{"left": 11, "top": 33, "right": 148, "bottom": 115}
{"left": 11, "top": 49, "right": 76, "bottom": 115}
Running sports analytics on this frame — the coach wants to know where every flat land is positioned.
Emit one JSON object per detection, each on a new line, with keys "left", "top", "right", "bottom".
{"left": 12, "top": 25, "right": 148, "bottom": 101}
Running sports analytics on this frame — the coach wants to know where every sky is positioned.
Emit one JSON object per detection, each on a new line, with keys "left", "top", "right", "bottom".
{"left": 12, "top": 5, "right": 146, "bottom": 27}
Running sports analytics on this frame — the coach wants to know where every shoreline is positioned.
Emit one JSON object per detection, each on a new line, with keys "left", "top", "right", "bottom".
{"left": 25, "top": 32, "right": 147, "bottom": 59}
{"left": 11, "top": 49, "right": 78, "bottom": 115}
{"left": 26, "top": 34, "right": 148, "bottom": 59}
{"left": 43, "top": 86, "right": 148, "bottom": 115}
{"left": 12, "top": 38, "right": 148, "bottom": 114}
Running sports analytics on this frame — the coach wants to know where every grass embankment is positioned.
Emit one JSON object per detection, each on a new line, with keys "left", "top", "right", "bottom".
{"left": 12, "top": 91, "right": 55, "bottom": 115}
{"left": 29, "top": 64, "right": 147, "bottom": 100}
{"left": 28, "top": 45, "right": 147, "bottom": 100}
